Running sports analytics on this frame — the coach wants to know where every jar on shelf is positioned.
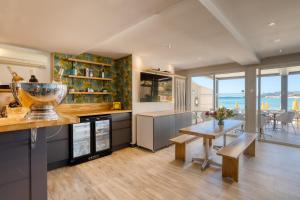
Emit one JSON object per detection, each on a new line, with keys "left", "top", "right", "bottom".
{"left": 89, "top": 69, "right": 93, "bottom": 77}
{"left": 71, "top": 68, "right": 77, "bottom": 76}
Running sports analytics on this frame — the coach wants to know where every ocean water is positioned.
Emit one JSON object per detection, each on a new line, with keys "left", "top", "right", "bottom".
{"left": 218, "top": 97, "right": 300, "bottom": 110}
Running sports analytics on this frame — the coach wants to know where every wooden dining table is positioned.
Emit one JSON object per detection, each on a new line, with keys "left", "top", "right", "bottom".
{"left": 179, "top": 119, "right": 244, "bottom": 170}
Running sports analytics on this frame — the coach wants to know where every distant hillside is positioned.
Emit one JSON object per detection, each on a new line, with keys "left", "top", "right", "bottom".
{"left": 262, "top": 91, "right": 300, "bottom": 97}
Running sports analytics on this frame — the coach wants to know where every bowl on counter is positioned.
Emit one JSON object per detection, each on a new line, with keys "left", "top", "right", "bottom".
{"left": 11, "top": 83, "right": 67, "bottom": 120}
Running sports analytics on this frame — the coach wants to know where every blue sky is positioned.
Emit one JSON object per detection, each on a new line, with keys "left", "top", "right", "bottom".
{"left": 193, "top": 74, "right": 300, "bottom": 94}
{"left": 192, "top": 77, "right": 245, "bottom": 94}
{"left": 288, "top": 74, "right": 300, "bottom": 92}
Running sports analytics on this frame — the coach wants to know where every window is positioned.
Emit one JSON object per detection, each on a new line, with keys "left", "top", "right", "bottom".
{"left": 260, "top": 75, "right": 281, "bottom": 110}
{"left": 288, "top": 72, "right": 300, "bottom": 110}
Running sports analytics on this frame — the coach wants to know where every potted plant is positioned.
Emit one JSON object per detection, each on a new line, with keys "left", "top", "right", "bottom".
{"left": 205, "top": 107, "right": 235, "bottom": 125}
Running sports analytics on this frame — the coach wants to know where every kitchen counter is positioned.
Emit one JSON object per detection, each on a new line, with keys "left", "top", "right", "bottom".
{"left": 0, "top": 113, "right": 79, "bottom": 133}
{"left": 60, "top": 109, "right": 132, "bottom": 117}
{"left": 0, "top": 107, "right": 132, "bottom": 133}
{"left": 137, "top": 110, "right": 190, "bottom": 117}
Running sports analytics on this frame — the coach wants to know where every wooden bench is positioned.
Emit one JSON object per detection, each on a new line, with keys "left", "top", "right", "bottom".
{"left": 170, "top": 134, "right": 198, "bottom": 161}
{"left": 217, "top": 132, "right": 256, "bottom": 182}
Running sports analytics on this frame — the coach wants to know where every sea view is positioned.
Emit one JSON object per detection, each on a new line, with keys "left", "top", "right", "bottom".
{"left": 218, "top": 96, "right": 300, "bottom": 110}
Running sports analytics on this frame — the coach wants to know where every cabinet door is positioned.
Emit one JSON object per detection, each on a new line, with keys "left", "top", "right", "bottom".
{"left": 0, "top": 129, "right": 47, "bottom": 200}
{"left": 47, "top": 140, "right": 69, "bottom": 164}
{"left": 154, "top": 115, "right": 175, "bottom": 150}
{"left": 112, "top": 128, "right": 131, "bottom": 150}
{"left": 46, "top": 125, "right": 69, "bottom": 142}
{"left": 112, "top": 113, "right": 131, "bottom": 121}
{"left": 0, "top": 130, "right": 30, "bottom": 200}
{"left": 112, "top": 113, "right": 132, "bottom": 151}
{"left": 46, "top": 125, "right": 69, "bottom": 170}
{"left": 175, "top": 113, "right": 185, "bottom": 136}
{"left": 175, "top": 112, "right": 192, "bottom": 136}
{"left": 184, "top": 112, "right": 192, "bottom": 127}
{"left": 169, "top": 115, "right": 176, "bottom": 142}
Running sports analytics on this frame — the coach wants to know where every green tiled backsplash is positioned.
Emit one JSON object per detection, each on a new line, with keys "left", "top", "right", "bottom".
{"left": 53, "top": 52, "right": 132, "bottom": 109}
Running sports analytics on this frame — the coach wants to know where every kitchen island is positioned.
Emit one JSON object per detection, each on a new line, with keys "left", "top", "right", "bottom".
{"left": 0, "top": 111, "right": 78, "bottom": 200}
{"left": 0, "top": 106, "right": 132, "bottom": 200}
{"left": 137, "top": 110, "right": 192, "bottom": 151}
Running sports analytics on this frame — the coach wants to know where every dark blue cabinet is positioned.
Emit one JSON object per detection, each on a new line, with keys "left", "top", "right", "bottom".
{"left": 0, "top": 128, "right": 47, "bottom": 200}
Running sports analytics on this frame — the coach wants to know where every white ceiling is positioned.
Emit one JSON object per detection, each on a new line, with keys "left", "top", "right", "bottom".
{"left": 1, "top": 0, "right": 300, "bottom": 70}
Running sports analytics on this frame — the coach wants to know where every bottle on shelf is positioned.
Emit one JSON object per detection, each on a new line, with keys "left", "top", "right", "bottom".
{"left": 29, "top": 75, "right": 39, "bottom": 83}
{"left": 56, "top": 68, "right": 64, "bottom": 83}
{"left": 85, "top": 68, "right": 90, "bottom": 77}
{"left": 101, "top": 68, "right": 105, "bottom": 78}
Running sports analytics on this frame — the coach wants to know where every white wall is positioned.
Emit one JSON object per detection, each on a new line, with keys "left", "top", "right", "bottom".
{"left": 0, "top": 44, "right": 50, "bottom": 84}
{"left": 131, "top": 55, "right": 175, "bottom": 144}
{"left": 0, "top": 44, "right": 51, "bottom": 108}
{"left": 191, "top": 81, "right": 213, "bottom": 111}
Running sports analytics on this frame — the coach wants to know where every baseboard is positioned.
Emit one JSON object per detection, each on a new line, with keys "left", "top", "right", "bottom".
{"left": 130, "top": 143, "right": 137, "bottom": 148}
{"left": 112, "top": 143, "right": 131, "bottom": 151}
{"left": 47, "top": 160, "right": 68, "bottom": 171}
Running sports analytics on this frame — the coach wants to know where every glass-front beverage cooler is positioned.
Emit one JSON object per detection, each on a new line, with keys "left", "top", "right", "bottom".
{"left": 95, "top": 119, "right": 110, "bottom": 152}
{"left": 70, "top": 115, "right": 112, "bottom": 165}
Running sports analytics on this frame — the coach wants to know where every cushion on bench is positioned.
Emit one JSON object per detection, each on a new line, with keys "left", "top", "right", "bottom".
{"left": 217, "top": 132, "right": 256, "bottom": 159}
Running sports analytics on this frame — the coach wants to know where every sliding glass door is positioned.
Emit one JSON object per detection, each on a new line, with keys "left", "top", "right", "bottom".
{"left": 257, "top": 66, "right": 300, "bottom": 146}
{"left": 260, "top": 71, "right": 281, "bottom": 111}
{"left": 288, "top": 72, "right": 300, "bottom": 111}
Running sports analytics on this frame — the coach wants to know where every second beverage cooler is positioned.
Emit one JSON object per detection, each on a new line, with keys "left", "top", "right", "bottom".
{"left": 69, "top": 115, "right": 112, "bottom": 165}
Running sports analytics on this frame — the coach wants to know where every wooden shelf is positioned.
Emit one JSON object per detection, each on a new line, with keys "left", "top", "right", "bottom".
{"left": 0, "top": 89, "right": 11, "bottom": 93}
{"left": 66, "top": 58, "right": 112, "bottom": 67}
{"left": 69, "top": 92, "right": 112, "bottom": 95}
{"left": 65, "top": 75, "right": 113, "bottom": 81}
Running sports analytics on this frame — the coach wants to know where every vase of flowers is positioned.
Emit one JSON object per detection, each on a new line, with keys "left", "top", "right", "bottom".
{"left": 205, "top": 107, "right": 235, "bottom": 126}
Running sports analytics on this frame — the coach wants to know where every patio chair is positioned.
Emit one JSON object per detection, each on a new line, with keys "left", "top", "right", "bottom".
{"left": 294, "top": 112, "right": 300, "bottom": 128}
{"left": 276, "top": 111, "right": 296, "bottom": 134}
{"left": 192, "top": 112, "right": 197, "bottom": 124}
{"left": 259, "top": 114, "right": 271, "bottom": 139}
{"left": 233, "top": 113, "right": 245, "bottom": 134}
{"left": 201, "top": 112, "right": 210, "bottom": 122}
{"left": 261, "top": 115, "right": 267, "bottom": 129}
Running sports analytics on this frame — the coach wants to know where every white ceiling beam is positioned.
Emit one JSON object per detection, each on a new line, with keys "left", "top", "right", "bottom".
{"left": 198, "top": 0, "right": 260, "bottom": 64}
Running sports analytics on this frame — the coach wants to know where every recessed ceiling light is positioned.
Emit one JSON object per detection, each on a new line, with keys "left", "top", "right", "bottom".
{"left": 268, "top": 22, "right": 276, "bottom": 27}
{"left": 274, "top": 38, "right": 281, "bottom": 43}
{"left": 279, "top": 49, "right": 283, "bottom": 53}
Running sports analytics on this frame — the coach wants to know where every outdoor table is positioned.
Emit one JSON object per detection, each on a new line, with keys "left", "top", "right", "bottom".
{"left": 267, "top": 110, "right": 285, "bottom": 130}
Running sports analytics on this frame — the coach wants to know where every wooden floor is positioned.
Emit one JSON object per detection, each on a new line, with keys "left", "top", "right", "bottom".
{"left": 48, "top": 139, "right": 300, "bottom": 200}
